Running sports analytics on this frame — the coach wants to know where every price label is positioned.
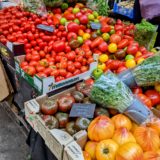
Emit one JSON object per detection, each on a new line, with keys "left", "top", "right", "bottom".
{"left": 90, "top": 22, "right": 101, "bottom": 30}
{"left": 69, "top": 103, "right": 96, "bottom": 118}
{"left": 37, "top": 24, "right": 54, "bottom": 32}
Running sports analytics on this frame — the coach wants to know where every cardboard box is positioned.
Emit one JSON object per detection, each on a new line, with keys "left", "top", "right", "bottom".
{"left": 15, "top": 55, "right": 97, "bottom": 94}
{"left": 24, "top": 87, "right": 88, "bottom": 160}
{"left": 0, "top": 59, "right": 12, "bottom": 101}
{"left": 63, "top": 141, "right": 84, "bottom": 160}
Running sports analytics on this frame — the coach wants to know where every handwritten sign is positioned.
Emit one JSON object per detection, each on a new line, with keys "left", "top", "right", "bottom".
{"left": 69, "top": 103, "right": 96, "bottom": 118}
{"left": 37, "top": 24, "right": 54, "bottom": 32}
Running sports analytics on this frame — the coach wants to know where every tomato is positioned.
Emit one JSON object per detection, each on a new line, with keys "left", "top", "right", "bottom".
{"left": 88, "top": 57, "right": 94, "bottom": 64}
{"left": 29, "top": 61, "right": 38, "bottom": 67}
{"left": 115, "top": 24, "right": 123, "bottom": 31}
{"left": 127, "top": 45, "right": 139, "bottom": 55}
{"left": 137, "top": 93, "right": 152, "bottom": 108}
{"left": 98, "top": 42, "right": 108, "bottom": 52}
{"left": 117, "top": 66, "right": 127, "bottom": 73}
{"left": 75, "top": 55, "right": 83, "bottom": 63}
{"left": 39, "top": 50, "right": 45, "bottom": 58}
{"left": 81, "top": 66, "right": 88, "bottom": 73}
{"left": 36, "top": 65, "right": 45, "bottom": 72}
{"left": 53, "top": 41, "right": 65, "bottom": 53}
{"left": 67, "top": 22, "right": 80, "bottom": 33}
{"left": 110, "top": 34, "right": 121, "bottom": 44}
{"left": 67, "top": 32, "right": 77, "bottom": 41}
{"left": 25, "top": 66, "right": 36, "bottom": 76}
{"left": 67, "top": 51, "right": 76, "bottom": 61}
{"left": 55, "top": 76, "right": 65, "bottom": 82}
{"left": 44, "top": 67, "right": 52, "bottom": 76}
{"left": 90, "top": 37, "right": 103, "bottom": 49}
{"left": 101, "top": 24, "right": 111, "bottom": 33}
{"left": 145, "top": 90, "right": 160, "bottom": 106}
{"left": 67, "top": 65, "right": 76, "bottom": 73}
{"left": 132, "top": 87, "right": 143, "bottom": 94}
{"left": 20, "top": 61, "right": 28, "bottom": 68}
{"left": 73, "top": 69, "right": 81, "bottom": 76}
{"left": 59, "top": 69, "right": 67, "bottom": 77}
{"left": 74, "top": 62, "right": 81, "bottom": 69}
{"left": 64, "top": 13, "right": 75, "bottom": 21}
{"left": 117, "top": 39, "right": 129, "bottom": 49}
{"left": 65, "top": 72, "right": 73, "bottom": 78}
{"left": 31, "top": 54, "right": 40, "bottom": 61}
{"left": 51, "top": 69, "right": 59, "bottom": 77}
{"left": 79, "top": 15, "right": 88, "bottom": 24}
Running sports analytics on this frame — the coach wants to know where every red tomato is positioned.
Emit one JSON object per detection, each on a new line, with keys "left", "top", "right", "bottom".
{"left": 110, "top": 34, "right": 122, "bottom": 43}
{"left": 73, "top": 69, "right": 81, "bottom": 75}
{"left": 50, "top": 69, "right": 59, "bottom": 77}
{"left": 36, "top": 72, "right": 47, "bottom": 78}
{"left": 132, "top": 87, "right": 143, "bottom": 94}
{"left": 25, "top": 66, "right": 36, "bottom": 76}
{"left": 88, "top": 57, "right": 94, "bottom": 64}
{"left": 117, "top": 39, "right": 129, "bottom": 49}
{"left": 36, "top": 65, "right": 45, "bottom": 72}
{"left": 64, "top": 13, "right": 75, "bottom": 21}
{"left": 101, "top": 24, "right": 111, "bottom": 33}
{"left": 137, "top": 93, "right": 152, "bottom": 109}
{"left": 20, "top": 61, "right": 28, "bottom": 68}
{"left": 31, "top": 54, "right": 40, "bottom": 61}
{"left": 39, "top": 50, "right": 45, "bottom": 58}
{"left": 59, "top": 69, "right": 67, "bottom": 77}
{"left": 75, "top": 55, "right": 83, "bottom": 63}
{"left": 67, "top": 22, "right": 80, "bottom": 33}
{"left": 67, "top": 65, "right": 76, "bottom": 73}
{"left": 145, "top": 90, "right": 160, "bottom": 106}
{"left": 67, "top": 32, "right": 77, "bottom": 41}
{"left": 81, "top": 66, "right": 88, "bottom": 73}
{"left": 74, "top": 62, "right": 81, "bottom": 69}
{"left": 29, "top": 61, "right": 38, "bottom": 67}
{"left": 67, "top": 51, "right": 76, "bottom": 61}
{"left": 127, "top": 45, "right": 138, "bottom": 55}
{"left": 98, "top": 42, "right": 108, "bottom": 52}
{"left": 79, "top": 15, "right": 88, "bottom": 24}
{"left": 44, "top": 67, "right": 52, "bottom": 76}
{"left": 66, "top": 72, "right": 73, "bottom": 78}
{"left": 53, "top": 41, "right": 65, "bottom": 53}
{"left": 55, "top": 76, "right": 65, "bottom": 82}
{"left": 117, "top": 66, "right": 127, "bottom": 74}
{"left": 55, "top": 55, "right": 62, "bottom": 62}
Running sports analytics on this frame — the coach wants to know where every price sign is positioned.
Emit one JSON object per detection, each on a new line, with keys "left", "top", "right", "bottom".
{"left": 69, "top": 103, "right": 96, "bottom": 118}
{"left": 37, "top": 24, "right": 54, "bottom": 32}
{"left": 90, "top": 22, "right": 101, "bottom": 30}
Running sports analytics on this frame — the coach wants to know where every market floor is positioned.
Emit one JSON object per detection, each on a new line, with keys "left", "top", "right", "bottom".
{"left": 0, "top": 105, "right": 29, "bottom": 160}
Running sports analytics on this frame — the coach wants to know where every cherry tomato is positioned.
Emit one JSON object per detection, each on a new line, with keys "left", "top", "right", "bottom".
{"left": 132, "top": 87, "right": 143, "bottom": 94}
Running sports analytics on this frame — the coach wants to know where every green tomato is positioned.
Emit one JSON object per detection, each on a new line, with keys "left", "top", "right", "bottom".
{"left": 77, "top": 36, "right": 84, "bottom": 44}
{"left": 96, "top": 29, "right": 102, "bottom": 35}
{"left": 109, "top": 29, "right": 115, "bottom": 35}
{"left": 125, "top": 54, "right": 135, "bottom": 61}
{"left": 60, "top": 18, "right": 67, "bottom": 25}
{"left": 92, "top": 68, "right": 103, "bottom": 80}
{"left": 93, "top": 11, "right": 99, "bottom": 18}
{"left": 88, "top": 14, "right": 95, "bottom": 21}
{"left": 74, "top": 18, "right": 80, "bottom": 24}
{"left": 72, "top": 8, "right": 80, "bottom": 14}
{"left": 102, "top": 33, "right": 110, "bottom": 41}
{"left": 61, "top": 3, "right": 68, "bottom": 10}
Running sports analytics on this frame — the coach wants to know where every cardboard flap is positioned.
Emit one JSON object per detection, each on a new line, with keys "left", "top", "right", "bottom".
{"left": 50, "top": 129, "right": 73, "bottom": 145}
{"left": 0, "top": 60, "right": 10, "bottom": 101}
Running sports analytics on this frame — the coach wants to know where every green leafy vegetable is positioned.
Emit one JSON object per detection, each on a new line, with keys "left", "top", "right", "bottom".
{"left": 132, "top": 53, "right": 160, "bottom": 86}
{"left": 90, "top": 72, "right": 133, "bottom": 112}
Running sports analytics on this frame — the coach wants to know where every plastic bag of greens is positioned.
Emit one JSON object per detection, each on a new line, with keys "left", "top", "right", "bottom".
{"left": 134, "top": 19, "right": 158, "bottom": 50}
{"left": 90, "top": 71, "right": 154, "bottom": 124}
{"left": 22, "top": 0, "right": 47, "bottom": 16}
{"left": 86, "top": 0, "right": 109, "bottom": 16}
{"left": 118, "top": 53, "right": 160, "bottom": 88}
{"left": 43, "top": 0, "right": 63, "bottom": 7}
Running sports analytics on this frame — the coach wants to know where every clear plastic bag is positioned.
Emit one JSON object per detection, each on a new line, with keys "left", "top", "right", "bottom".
{"left": 90, "top": 71, "right": 134, "bottom": 113}
{"left": 118, "top": 53, "right": 160, "bottom": 87}
{"left": 22, "top": 0, "right": 47, "bottom": 16}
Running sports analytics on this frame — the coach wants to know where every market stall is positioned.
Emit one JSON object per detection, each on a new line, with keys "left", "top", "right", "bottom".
{"left": 0, "top": 0, "right": 160, "bottom": 160}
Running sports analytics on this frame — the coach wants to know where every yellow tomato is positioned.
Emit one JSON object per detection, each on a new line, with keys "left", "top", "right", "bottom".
{"left": 137, "top": 58, "right": 145, "bottom": 64}
{"left": 135, "top": 51, "right": 142, "bottom": 58}
{"left": 83, "top": 33, "right": 91, "bottom": 41}
{"left": 102, "top": 33, "right": 110, "bottom": 41}
{"left": 99, "top": 54, "right": 109, "bottom": 63}
{"left": 126, "top": 59, "right": 136, "bottom": 68}
{"left": 98, "top": 63, "right": 106, "bottom": 71}
{"left": 108, "top": 43, "right": 117, "bottom": 53}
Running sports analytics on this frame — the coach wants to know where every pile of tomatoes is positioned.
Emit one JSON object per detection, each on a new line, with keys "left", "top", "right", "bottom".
{"left": 0, "top": 4, "right": 154, "bottom": 82}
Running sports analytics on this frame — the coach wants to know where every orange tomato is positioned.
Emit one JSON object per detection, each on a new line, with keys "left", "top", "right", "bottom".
{"left": 83, "top": 151, "right": 91, "bottom": 160}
